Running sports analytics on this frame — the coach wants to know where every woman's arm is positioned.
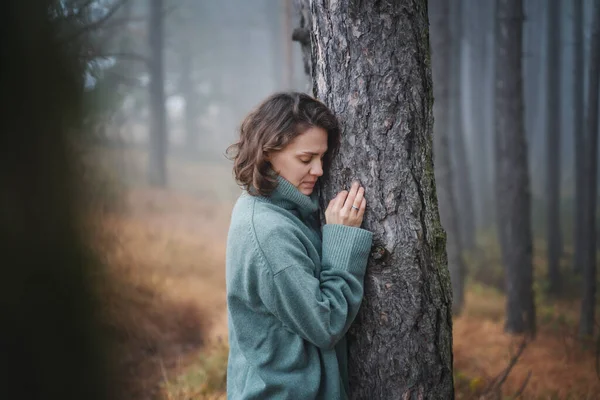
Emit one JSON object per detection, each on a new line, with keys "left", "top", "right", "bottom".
{"left": 254, "top": 220, "right": 372, "bottom": 350}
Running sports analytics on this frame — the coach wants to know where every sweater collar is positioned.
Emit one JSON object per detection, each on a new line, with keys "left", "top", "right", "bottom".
{"left": 265, "top": 176, "right": 319, "bottom": 218}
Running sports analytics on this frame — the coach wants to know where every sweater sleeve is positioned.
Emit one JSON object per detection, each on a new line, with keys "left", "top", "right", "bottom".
{"left": 255, "top": 222, "right": 373, "bottom": 350}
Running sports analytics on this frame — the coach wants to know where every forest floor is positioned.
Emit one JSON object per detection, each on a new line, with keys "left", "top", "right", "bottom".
{"left": 98, "top": 153, "right": 600, "bottom": 399}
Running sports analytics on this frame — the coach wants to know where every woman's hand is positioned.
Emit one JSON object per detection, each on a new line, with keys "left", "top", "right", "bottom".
{"left": 325, "top": 181, "right": 367, "bottom": 228}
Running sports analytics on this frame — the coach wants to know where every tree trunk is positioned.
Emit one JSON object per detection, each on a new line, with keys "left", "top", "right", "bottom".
{"left": 529, "top": 0, "right": 548, "bottom": 200}
{"left": 573, "top": 0, "right": 585, "bottom": 274}
{"left": 179, "top": 39, "right": 199, "bottom": 154}
{"left": 546, "top": 0, "right": 562, "bottom": 295}
{"left": 292, "top": 0, "right": 312, "bottom": 93}
{"left": 430, "top": 0, "right": 467, "bottom": 316}
{"left": 1, "top": 2, "right": 114, "bottom": 398}
{"left": 310, "top": 1, "right": 454, "bottom": 398}
{"left": 579, "top": 0, "right": 600, "bottom": 337}
{"left": 283, "top": 0, "right": 294, "bottom": 89}
{"left": 450, "top": 0, "right": 477, "bottom": 252}
{"left": 148, "top": 0, "right": 167, "bottom": 187}
{"left": 495, "top": 0, "right": 536, "bottom": 336}
{"left": 483, "top": 1, "right": 497, "bottom": 232}
{"left": 464, "top": 0, "right": 493, "bottom": 231}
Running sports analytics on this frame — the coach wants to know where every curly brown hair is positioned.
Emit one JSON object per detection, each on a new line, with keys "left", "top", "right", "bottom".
{"left": 227, "top": 92, "right": 341, "bottom": 196}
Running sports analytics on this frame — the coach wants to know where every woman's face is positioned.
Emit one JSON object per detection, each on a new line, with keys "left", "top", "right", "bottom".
{"left": 267, "top": 126, "right": 328, "bottom": 195}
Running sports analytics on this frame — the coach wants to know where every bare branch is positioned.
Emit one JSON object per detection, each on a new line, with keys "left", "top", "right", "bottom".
{"left": 94, "top": 52, "right": 149, "bottom": 64}
{"left": 485, "top": 339, "right": 529, "bottom": 394}
{"left": 510, "top": 370, "right": 532, "bottom": 399}
{"left": 292, "top": 28, "right": 310, "bottom": 45}
{"left": 66, "top": 0, "right": 131, "bottom": 42}
{"left": 56, "top": 0, "right": 98, "bottom": 21}
{"left": 104, "top": 71, "right": 145, "bottom": 89}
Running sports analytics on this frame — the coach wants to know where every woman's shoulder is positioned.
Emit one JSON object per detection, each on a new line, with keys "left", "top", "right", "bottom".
{"left": 230, "top": 193, "right": 301, "bottom": 242}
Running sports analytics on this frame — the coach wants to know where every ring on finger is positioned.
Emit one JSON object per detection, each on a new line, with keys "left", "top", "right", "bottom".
{"left": 352, "top": 205, "right": 360, "bottom": 211}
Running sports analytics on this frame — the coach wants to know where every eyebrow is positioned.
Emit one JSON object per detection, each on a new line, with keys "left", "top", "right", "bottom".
{"left": 298, "top": 151, "right": 327, "bottom": 155}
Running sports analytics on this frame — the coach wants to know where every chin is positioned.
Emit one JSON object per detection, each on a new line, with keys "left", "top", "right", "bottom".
{"left": 299, "top": 188, "right": 314, "bottom": 195}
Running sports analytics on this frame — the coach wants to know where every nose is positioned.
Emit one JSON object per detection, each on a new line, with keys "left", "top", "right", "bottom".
{"left": 310, "top": 159, "right": 323, "bottom": 177}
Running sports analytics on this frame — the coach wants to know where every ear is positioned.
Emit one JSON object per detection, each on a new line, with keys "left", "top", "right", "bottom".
{"left": 264, "top": 151, "right": 271, "bottom": 161}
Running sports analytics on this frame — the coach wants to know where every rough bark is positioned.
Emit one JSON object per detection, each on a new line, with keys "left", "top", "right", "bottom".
{"left": 148, "top": 0, "right": 167, "bottom": 187}
{"left": 579, "top": 0, "right": 600, "bottom": 337}
{"left": 573, "top": 0, "right": 585, "bottom": 274}
{"left": 450, "top": 0, "right": 476, "bottom": 252}
{"left": 430, "top": 0, "right": 466, "bottom": 316}
{"left": 546, "top": 0, "right": 562, "bottom": 295}
{"left": 310, "top": 1, "right": 454, "bottom": 398}
{"left": 495, "top": 0, "right": 536, "bottom": 336}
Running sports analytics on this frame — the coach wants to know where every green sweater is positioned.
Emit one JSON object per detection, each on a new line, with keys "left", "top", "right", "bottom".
{"left": 225, "top": 176, "right": 373, "bottom": 399}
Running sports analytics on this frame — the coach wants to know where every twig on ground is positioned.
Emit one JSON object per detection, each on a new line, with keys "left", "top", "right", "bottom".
{"left": 510, "top": 370, "right": 532, "bottom": 399}
{"left": 482, "top": 338, "right": 529, "bottom": 398}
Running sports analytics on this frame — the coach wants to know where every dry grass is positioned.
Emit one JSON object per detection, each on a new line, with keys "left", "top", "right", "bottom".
{"left": 89, "top": 181, "right": 232, "bottom": 399}
{"left": 454, "top": 287, "right": 600, "bottom": 399}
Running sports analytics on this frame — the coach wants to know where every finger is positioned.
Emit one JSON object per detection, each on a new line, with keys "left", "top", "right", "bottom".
{"left": 327, "top": 198, "right": 336, "bottom": 210}
{"left": 351, "top": 186, "right": 364, "bottom": 213}
{"left": 342, "top": 181, "right": 360, "bottom": 212}
{"left": 357, "top": 197, "right": 366, "bottom": 217}
{"left": 335, "top": 190, "right": 348, "bottom": 209}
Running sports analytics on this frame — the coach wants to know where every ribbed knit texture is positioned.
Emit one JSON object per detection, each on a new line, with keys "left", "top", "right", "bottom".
{"left": 225, "top": 176, "right": 372, "bottom": 399}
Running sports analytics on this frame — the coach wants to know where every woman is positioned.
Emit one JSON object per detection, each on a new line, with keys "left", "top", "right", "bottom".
{"left": 225, "top": 92, "right": 372, "bottom": 399}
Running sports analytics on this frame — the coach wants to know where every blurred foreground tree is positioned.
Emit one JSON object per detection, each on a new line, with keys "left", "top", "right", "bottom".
{"left": 301, "top": 0, "right": 454, "bottom": 397}
{"left": 0, "top": 1, "right": 118, "bottom": 399}
{"left": 494, "top": 0, "right": 536, "bottom": 336}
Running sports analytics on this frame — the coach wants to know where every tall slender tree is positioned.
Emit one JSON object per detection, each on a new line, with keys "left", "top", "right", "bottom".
{"left": 573, "top": 0, "right": 586, "bottom": 274}
{"left": 450, "top": 0, "right": 477, "bottom": 252}
{"left": 546, "top": 0, "right": 562, "bottom": 295}
{"left": 430, "top": 0, "right": 467, "bottom": 315}
{"left": 148, "top": 0, "right": 167, "bottom": 187}
{"left": 579, "top": 0, "right": 600, "bottom": 337}
{"left": 308, "top": 1, "right": 454, "bottom": 397}
{"left": 464, "top": 0, "right": 494, "bottom": 231}
{"left": 495, "top": 0, "right": 536, "bottom": 336}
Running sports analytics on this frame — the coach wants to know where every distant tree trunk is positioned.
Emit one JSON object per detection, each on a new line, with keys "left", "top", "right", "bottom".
{"left": 495, "top": 0, "right": 536, "bottom": 336}
{"left": 179, "top": 40, "right": 199, "bottom": 154}
{"left": 148, "top": 0, "right": 167, "bottom": 187}
{"left": 464, "top": 0, "right": 492, "bottom": 231}
{"left": 579, "top": 0, "right": 600, "bottom": 337}
{"left": 573, "top": 0, "right": 585, "bottom": 274}
{"left": 529, "top": 0, "right": 548, "bottom": 200}
{"left": 450, "top": 0, "right": 477, "bottom": 252}
{"left": 283, "top": 0, "right": 294, "bottom": 89}
{"left": 430, "top": 0, "right": 466, "bottom": 316}
{"left": 292, "top": 0, "right": 312, "bottom": 93}
{"left": 546, "top": 0, "right": 562, "bottom": 295}
{"left": 310, "top": 1, "right": 454, "bottom": 397}
{"left": 483, "top": 1, "right": 497, "bottom": 231}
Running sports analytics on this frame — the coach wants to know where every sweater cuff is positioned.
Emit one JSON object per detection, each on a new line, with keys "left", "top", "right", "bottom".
{"left": 322, "top": 224, "right": 373, "bottom": 274}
